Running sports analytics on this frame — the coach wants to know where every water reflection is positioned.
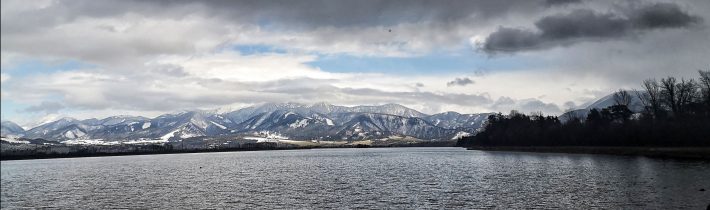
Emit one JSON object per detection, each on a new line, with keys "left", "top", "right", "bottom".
{"left": 2, "top": 148, "right": 709, "bottom": 209}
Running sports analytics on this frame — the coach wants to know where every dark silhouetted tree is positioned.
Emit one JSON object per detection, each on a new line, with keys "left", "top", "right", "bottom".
{"left": 699, "top": 70, "right": 710, "bottom": 114}
{"left": 661, "top": 77, "right": 678, "bottom": 115}
{"left": 676, "top": 78, "right": 698, "bottom": 116}
{"left": 613, "top": 89, "right": 632, "bottom": 107}
{"left": 458, "top": 71, "right": 710, "bottom": 148}
{"left": 639, "top": 79, "right": 663, "bottom": 118}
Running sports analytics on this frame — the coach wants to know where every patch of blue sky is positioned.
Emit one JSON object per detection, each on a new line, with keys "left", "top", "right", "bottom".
{"left": 0, "top": 100, "right": 28, "bottom": 121}
{"left": 1, "top": 93, "right": 68, "bottom": 123}
{"left": 1, "top": 59, "right": 84, "bottom": 120}
{"left": 1, "top": 62, "right": 68, "bottom": 120}
{"left": 225, "top": 43, "right": 546, "bottom": 75}
{"left": 2, "top": 59, "right": 94, "bottom": 78}
{"left": 232, "top": 44, "right": 288, "bottom": 55}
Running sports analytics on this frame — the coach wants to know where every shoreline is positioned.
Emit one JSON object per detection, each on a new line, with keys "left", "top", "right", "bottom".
{"left": 5, "top": 144, "right": 709, "bottom": 161}
{"left": 0, "top": 146, "right": 322, "bottom": 161}
{"left": 0, "top": 143, "right": 454, "bottom": 161}
{"left": 466, "top": 146, "right": 710, "bottom": 159}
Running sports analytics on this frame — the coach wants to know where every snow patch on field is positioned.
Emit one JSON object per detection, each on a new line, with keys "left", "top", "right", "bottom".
{"left": 123, "top": 138, "right": 168, "bottom": 144}
{"left": 451, "top": 131, "right": 472, "bottom": 140}
{"left": 61, "top": 138, "right": 167, "bottom": 145}
{"left": 245, "top": 131, "right": 289, "bottom": 142}
{"left": 1, "top": 136, "right": 30, "bottom": 144}
{"left": 61, "top": 139, "right": 119, "bottom": 145}
{"left": 244, "top": 137, "right": 280, "bottom": 142}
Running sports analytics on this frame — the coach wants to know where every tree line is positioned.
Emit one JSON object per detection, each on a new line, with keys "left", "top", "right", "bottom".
{"left": 457, "top": 70, "right": 710, "bottom": 147}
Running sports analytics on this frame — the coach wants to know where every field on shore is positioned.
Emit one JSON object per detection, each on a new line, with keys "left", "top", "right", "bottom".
{"left": 0, "top": 137, "right": 457, "bottom": 160}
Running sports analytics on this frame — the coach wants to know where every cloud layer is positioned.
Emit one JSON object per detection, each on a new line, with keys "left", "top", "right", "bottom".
{"left": 483, "top": 3, "right": 702, "bottom": 53}
{"left": 2, "top": 0, "right": 709, "bottom": 125}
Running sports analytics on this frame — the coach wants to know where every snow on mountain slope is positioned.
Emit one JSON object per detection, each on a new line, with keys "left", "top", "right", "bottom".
{"left": 36, "top": 124, "right": 90, "bottom": 140}
{"left": 330, "top": 113, "right": 454, "bottom": 140}
{"left": 141, "top": 111, "right": 234, "bottom": 140}
{"left": 225, "top": 102, "right": 426, "bottom": 125}
{"left": 18, "top": 102, "right": 491, "bottom": 141}
{"left": 142, "top": 122, "right": 152, "bottom": 129}
{"left": 24, "top": 117, "right": 80, "bottom": 138}
{"left": 424, "top": 112, "right": 492, "bottom": 132}
{"left": 63, "top": 128, "right": 87, "bottom": 139}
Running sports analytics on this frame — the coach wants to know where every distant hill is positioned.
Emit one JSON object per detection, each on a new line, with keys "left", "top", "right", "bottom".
{"left": 1, "top": 121, "right": 25, "bottom": 137}
{"left": 561, "top": 90, "right": 645, "bottom": 122}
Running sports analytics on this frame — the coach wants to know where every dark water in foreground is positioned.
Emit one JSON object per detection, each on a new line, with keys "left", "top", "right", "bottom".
{"left": 2, "top": 147, "right": 709, "bottom": 209}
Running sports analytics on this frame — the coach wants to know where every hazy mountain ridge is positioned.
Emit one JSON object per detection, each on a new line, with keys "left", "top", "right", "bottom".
{"left": 1, "top": 121, "right": 25, "bottom": 137}
{"left": 2, "top": 103, "right": 492, "bottom": 141}
{"left": 560, "top": 90, "right": 645, "bottom": 122}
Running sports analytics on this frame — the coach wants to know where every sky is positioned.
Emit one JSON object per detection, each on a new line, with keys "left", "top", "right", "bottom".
{"left": 1, "top": 0, "right": 709, "bottom": 126}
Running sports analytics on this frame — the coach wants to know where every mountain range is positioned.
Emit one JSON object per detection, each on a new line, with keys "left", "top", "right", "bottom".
{"left": 1, "top": 103, "right": 491, "bottom": 142}
{"left": 1, "top": 91, "right": 639, "bottom": 142}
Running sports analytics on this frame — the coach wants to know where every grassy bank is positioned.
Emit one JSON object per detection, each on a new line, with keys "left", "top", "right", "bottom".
{"left": 1, "top": 140, "right": 457, "bottom": 161}
{"left": 467, "top": 146, "right": 710, "bottom": 159}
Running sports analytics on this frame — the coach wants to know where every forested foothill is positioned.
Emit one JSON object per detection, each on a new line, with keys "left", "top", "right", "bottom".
{"left": 458, "top": 70, "right": 710, "bottom": 148}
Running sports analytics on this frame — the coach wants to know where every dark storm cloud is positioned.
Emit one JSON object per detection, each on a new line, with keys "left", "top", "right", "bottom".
{"left": 483, "top": 2, "right": 702, "bottom": 54}
{"left": 0, "top": 0, "right": 561, "bottom": 65}
{"left": 446, "top": 77, "right": 475, "bottom": 87}
{"left": 627, "top": 3, "right": 702, "bottom": 29}
{"left": 481, "top": 27, "right": 544, "bottom": 53}
{"left": 1, "top": 0, "right": 549, "bottom": 35}
{"left": 536, "top": 10, "right": 630, "bottom": 40}
{"left": 544, "top": 0, "right": 582, "bottom": 7}
{"left": 157, "top": 0, "right": 547, "bottom": 27}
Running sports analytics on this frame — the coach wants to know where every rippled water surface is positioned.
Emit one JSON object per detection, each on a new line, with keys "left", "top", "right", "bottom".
{"left": 2, "top": 147, "right": 710, "bottom": 209}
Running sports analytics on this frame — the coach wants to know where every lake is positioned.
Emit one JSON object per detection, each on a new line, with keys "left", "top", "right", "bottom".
{"left": 2, "top": 147, "right": 709, "bottom": 209}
